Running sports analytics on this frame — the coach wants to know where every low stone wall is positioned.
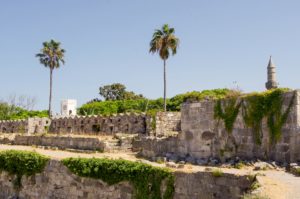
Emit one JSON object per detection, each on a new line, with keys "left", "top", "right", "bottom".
{"left": 0, "top": 160, "right": 252, "bottom": 199}
{"left": 12, "top": 135, "right": 105, "bottom": 151}
{"left": 0, "top": 134, "right": 137, "bottom": 152}
{"left": 0, "top": 160, "right": 134, "bottom": 199}
{"left": 174, "top": 171, "right": 252, "bottom": 199}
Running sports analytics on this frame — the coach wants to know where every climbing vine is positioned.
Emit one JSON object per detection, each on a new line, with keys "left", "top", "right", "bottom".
{"left": 62, "top": 157, "right": 175, "bottom": 199}
{"left": 214, "top": 88, "right": 295, "bottom": 145}
{"left": 214, "top": 97, "right": 242, "bottom": 134}
{"left": 242, "top": 88, "right": 295, "bottom": 145}
{"left": 0, "top": 150, "right": 49, "bottom": 189}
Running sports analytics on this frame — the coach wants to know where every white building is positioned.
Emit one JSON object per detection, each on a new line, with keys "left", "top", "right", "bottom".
{"left": 61, "top": 99, "right": 77, "bottom": 116}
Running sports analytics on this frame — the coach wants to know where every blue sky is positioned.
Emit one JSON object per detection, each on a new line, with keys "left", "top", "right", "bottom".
{"left": 1, "top": 1, "right": 300, "bottom": 112}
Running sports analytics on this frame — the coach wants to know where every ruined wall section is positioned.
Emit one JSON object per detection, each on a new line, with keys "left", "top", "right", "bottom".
{"left": 0, "top": 119, "right": 27, "bottom": 133}
{"left": 12, "top": 135, "right": 105, "bottom": 151}
{"left": 179, "top": 90, "right": 300, "bottom": 163}
{"left": 0, "top": 160, "right": 252, "bottom": 199}
{"left": 136, "top": 91, "right": 300, "bottom": 163}
{"left": 49, "top": 113, "right": 151, "bottom": 135}
{"left": 0, "top": 112, "right": 180, "bottom": 137}
{"left": 0, "top": 160, "right": 134, "bottom": 199}
{"left": 0, "top": 118, "right": 50, "bottom": 134}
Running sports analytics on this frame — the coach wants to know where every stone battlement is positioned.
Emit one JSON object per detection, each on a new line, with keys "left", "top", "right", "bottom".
{"left": 0, "top": 112, "right": 181, "bottom": 137}
{"left": 0, "top": 117, "right": 50, "bottom": 134}
{"left": 2, "top": 90, "right": 300, "bottom": 164}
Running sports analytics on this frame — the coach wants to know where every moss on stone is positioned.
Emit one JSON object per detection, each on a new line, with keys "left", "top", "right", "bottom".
{"left": 62, "top": 157, "right": 174, "bottom": 199}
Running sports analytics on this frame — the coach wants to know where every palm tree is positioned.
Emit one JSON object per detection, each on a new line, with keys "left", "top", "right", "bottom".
{"left": 36, "top": 40, "right": 65, "bottom": 117}
{"left": 149, "top": 24, "right": 179, "bottom": 112}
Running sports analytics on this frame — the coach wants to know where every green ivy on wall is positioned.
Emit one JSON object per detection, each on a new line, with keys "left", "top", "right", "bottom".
{"left": 242, "top": 88, "right": 295, "bottom": 145}
{"left": 214, "top": 88, "right": 295, "bottom": 145}
{"left": 62, "top": 157, "right": 175, "bottom": 199}
{"left": 214, "top": 97, "right": 242, "bottom": 134}
{"left": 0, "top": 150, "right": 49, "bottom": 189}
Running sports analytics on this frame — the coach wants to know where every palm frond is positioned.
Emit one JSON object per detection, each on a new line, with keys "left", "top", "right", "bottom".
{"left": 149, "top": 24, "right": 179, "bottom": 60}
{"left": 162, "top": 24, "right": 169, "bottom": 34}
{"left": 36, "top": 40, "right": 66, "bottom": 69}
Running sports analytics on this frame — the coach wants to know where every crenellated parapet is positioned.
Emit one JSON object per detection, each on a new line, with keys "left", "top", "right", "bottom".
{"left": 49, "top": 113, "right": 151, "bottom": 135}
{"left": 0, "top": 117, "right": 50, "bottom": 134}
{"left": 0, "top": 112, "right": 181, "bottom": 137}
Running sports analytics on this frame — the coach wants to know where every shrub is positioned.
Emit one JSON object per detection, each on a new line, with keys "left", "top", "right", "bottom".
{"left": 211, "top": 168, "right": 224, "bottom": 177}
{"left": 294, "top": 168, "right": 300, "bottom": 176}
{"left": 234, "top": 162, "right": 246, "bottom": 169}
{"left": 182, "top": 89, "right": 233, "bottom": 103}
{"left": 79, "top": 88, "right": 234, "bottom": 115}
{"left": 62, "top": 157, "right": 174, "bottom": 199}
{"left": 0, "top": 103, "right": 48, "bottom": 120}
{"left": 78, "top": 99, "right": 164, "bottom": 116}
{"left": 0, "top": 150, "right": 49, "bottom": 188}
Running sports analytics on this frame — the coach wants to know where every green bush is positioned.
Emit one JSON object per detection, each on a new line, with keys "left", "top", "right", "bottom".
{"left": 78, "top": 98, "right": 165, "bottom": 116}
{"left": 0, "top": 150, "right": 49, "bottom": 188}
{"left": 234, "top": 162, "right": 246, "bottom": 169}
{"left": 79, "top": 88, "right": 233, "bottom": 115}
{"left": 62, "top": 157, "right": 174, "bottom": 199}
{"left": 0, "top": 103, "right": 48, "bottom": 120}
{"left": 167, "top": 89, "right": 232, "bottom": 111}
{"left": 211, "top": 168, "right": 224, "bottom": 177}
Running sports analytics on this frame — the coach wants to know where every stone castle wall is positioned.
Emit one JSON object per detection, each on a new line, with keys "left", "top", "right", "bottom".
{"left": 136, "top": 91, "right": 300, "bottom": 163}
{"left": 0, "top": 117, "right": 50, "bottom": 134}
{"left": 12, "top": 135, "right": 105, "bottom": 151}
{"left": 179, "top": 90, "right": 300, "bottom": 163}
{"left": 0, "top": 160, "right": 252, "bottom": 199}
{"left": 49, "top": 113, "right": 151, "bottom": 135}
{"left": 0, "top": 112, "right": 180, "bottom": 137}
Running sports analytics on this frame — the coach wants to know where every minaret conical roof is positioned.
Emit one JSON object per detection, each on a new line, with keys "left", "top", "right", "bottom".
{"left": 267, "top": 56, "right": 275, "bottom": 68}
{"left": 265, "top": 56, "right": 278, "bottom": 90}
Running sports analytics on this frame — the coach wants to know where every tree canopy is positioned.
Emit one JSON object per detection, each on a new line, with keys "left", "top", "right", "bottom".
{"left": 149, "top": 24, "right": 179, "bottom": 60}
{"left": 99, "top": 83, "right": 144, "bottom": 101}
{"left": 36, "top": 40, "right": 65, "bottom": 69}
{"left": 0, "top": 102, "right": 48, "bottom": 120}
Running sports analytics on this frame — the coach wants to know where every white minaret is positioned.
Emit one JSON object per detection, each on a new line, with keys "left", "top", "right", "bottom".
{"left": 265, "top": 56, "right": 278, "bottom": 90}
{"left": 61, "top": 99, "right": 77, "bottom": 116}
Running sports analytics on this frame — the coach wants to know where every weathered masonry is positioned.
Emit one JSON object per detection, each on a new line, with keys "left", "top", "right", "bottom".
{"left": 136, "top": 90, "right": 300, "bottom": 163}
{"left": 0, "top": 118, "right": 50, "bottom": 134}
{"left": 0, "top": 159, "right": 252, "bottom": 199}
{"left": 49, "top": 114, "right": 151, "bottom": 135}
{"left": 0, "top": 112, "right": 181, "bottom": 136}
{"left": 2, "top": 90, "right": 300, "bottom": 163}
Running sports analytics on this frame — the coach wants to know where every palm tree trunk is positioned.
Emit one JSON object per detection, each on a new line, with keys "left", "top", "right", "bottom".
{"left": 163, "top": 59, "right": 167, "bottom": 112}
{"left": 49, "top": 68, "right": 53, "bottom": 118}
